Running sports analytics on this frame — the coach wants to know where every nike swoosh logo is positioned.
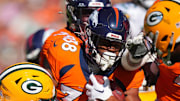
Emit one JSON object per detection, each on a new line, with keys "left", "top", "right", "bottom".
{"left": 95, "top": 89, "right": 104, "bottom": 93}
{"left": 54, "top": 41, "right": 57, "bottom": 47}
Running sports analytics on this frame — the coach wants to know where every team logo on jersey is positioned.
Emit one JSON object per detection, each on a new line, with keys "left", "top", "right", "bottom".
{"left": 146, "top": 11, "right": 163, "bottom": 26}
{"left": 22, "top": 80, "right": 43, "bottom": 94}
{"left": 54, "top": 40, "right": 58, "bottom": 47}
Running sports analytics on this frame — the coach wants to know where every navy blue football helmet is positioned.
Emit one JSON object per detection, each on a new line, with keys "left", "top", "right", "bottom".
{"left": 86, "top": 7, "right": 130, "bottom": 71}
{"left": 66, "top": 0, "right": 111, "bottom": 32}
{"left": 26, "top": 28, "right": 55, "bottom": 64}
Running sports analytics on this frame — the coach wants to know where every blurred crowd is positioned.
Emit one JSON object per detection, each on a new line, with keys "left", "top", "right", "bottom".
{"left": 0, "top": 0, "right": 66, "bottom": 70}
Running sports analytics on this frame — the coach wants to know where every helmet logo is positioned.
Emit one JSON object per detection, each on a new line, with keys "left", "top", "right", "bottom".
{"left": 107, "top": 33, "right": 122, "bottom": 41}
{"left": 146, "top": 11, "right": 163, "bottom": 26}
{"left": 89, "top": 2, "right": 104, "bottom": 7}
{"left": 22, "top": 80, "right": 42, "bottom": 94}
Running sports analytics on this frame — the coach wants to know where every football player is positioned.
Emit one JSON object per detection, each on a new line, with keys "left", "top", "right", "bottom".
{"left": 40, "top": 0, "right": 112, "bottom": 100}
{"left": 0, "top": 62, "right": 56, "bottom": 101}
{"left": 143, "top": 0, "right": 180, "bottom": 100}
{"left": 85, "top": 7, "right": 151, "bottom": 101}
{"left": 41, "top": 4, "right": 150, "bottom": 100}
{"left": 114, "top": 1, "right": 157, "bottom": 100}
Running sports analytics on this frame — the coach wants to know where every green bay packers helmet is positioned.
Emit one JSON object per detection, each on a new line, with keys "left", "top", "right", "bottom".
{"left": 144, "top": 0, "right": 180, "bottom": 65}
{"left": 0, "top": 62, "right": 56, "bottom": 101}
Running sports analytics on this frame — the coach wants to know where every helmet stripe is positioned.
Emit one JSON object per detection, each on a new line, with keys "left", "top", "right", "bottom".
{"left": 113, "top": 7, "right": 119, "bottom": 28}
{"left": 0, "top": 63, "right": 53, "bottom": 80}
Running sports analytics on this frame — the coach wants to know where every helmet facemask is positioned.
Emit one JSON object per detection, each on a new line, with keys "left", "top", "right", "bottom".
{"left": 144, "top": 30, "right": 180, "bottom": 66}
{"left": 67, "top": 5, "right": 96, "bottom": 32}
{"left": 87, "top": 30, "right": 125, "bottom": 71}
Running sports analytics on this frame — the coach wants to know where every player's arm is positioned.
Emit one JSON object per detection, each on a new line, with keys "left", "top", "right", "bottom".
{"left": 107, "top": 86, "right": 141, "bottom": 101}
{"left": 124, "top": 88, "right": 141, "bottom": 101}
{"left": 40, "top": 56, "right": 59, "bottom": 86}
{"left": 142, "top": 62, "right": 159, "bottom": 86}
{"left": 106, "top": 83, "right": 141, "bottom": 101}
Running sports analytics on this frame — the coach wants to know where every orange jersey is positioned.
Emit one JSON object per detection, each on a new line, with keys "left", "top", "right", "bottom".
{"left": 109, "top": 65, "right": 144, "bottom": 90}
{"left": 41, "top": 28, "right": 90, "bottom": 100}
{"left": 156, "top": 63, "right": 180, "bottom": 101}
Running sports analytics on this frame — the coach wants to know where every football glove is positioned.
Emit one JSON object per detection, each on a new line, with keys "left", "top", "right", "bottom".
{"left": 85, "top": 74, "right": 112, "bottom": 101}
{"left": 126, "top": 32, "right": 148, "bottom": 59}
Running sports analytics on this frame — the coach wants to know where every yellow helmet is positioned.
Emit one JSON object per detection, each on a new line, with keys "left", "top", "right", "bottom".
{"left": 0, "top": 62, "right": 56, "bottom": 101}
{"left": 144, "top": 0, "right": 180, "bottom": 65}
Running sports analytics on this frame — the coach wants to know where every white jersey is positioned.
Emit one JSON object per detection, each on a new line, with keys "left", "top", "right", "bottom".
{"left": 114, "top": 2, "right": 147, "bottom": 37}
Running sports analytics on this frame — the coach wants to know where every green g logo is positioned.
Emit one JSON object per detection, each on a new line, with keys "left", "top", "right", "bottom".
{"left": 146, "top": 11, "right": 163, "bottom": 26}
{"left": 22, "top": 80, "right": 42, "bottom": 94}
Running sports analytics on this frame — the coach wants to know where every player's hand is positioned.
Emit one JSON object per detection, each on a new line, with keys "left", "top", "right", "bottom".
{"left": 85, "top": 74, "right": 112, "bottom": 101}
{"left": 126, "top": 32, "right": 148, "bottom": 59}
